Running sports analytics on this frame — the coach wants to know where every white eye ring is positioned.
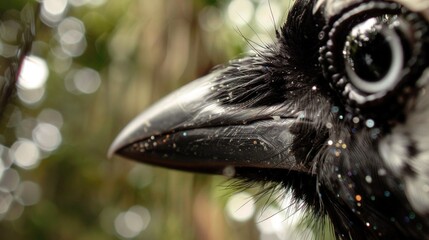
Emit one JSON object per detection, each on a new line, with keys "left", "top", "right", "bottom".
{"left": 344, "top": 24, "right": 404, "bottom": 94}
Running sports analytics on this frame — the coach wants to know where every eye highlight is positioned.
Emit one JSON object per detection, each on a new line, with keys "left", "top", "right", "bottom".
{"left": 319, "top": 1, "right": 429, "bottom": 108}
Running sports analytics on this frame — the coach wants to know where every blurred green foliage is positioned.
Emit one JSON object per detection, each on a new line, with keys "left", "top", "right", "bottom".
{"left": 0, "top": 0, "right": 334, "bottom": 240}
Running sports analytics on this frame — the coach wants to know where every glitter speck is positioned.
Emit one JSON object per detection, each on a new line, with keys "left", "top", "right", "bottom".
{"left": 378, "top": 168, "right": 387, "bottom": 176}
{"left": 365, "top": 119, "right": 375, "bottom": 128}
{"left": 335, "top": 150, "right": 341, "bottom": 157}
{"left": 384, "top": 191, "right": 391, "bottom": 197}
{"left": 355, "top": 195, "right": 362, "bottom": 202}
{"left": 328, "top": 140, "right": 333, "bottom": 145}
{"left": 312, "top": 86, "right": 317, "bottom": 90}
{"left": 365, "top": 175, "right": 372, "bottom": 184}
{"left": 223, "top": 165, "right": 235, "bottom": 177}
{"left": 352, "top": 117, "right": 360, "bottom": 124}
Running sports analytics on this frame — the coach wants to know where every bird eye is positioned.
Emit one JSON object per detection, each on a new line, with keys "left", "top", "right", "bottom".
{"left": 320, "top": 2, "right": 429, "bottom": 107}
{"left": 343, "top": 17, "right": 404, "bottom": 94}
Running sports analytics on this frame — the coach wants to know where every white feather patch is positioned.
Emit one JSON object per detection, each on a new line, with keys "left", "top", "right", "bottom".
{"left": 379, "top": 71, "right": 429, "bottom": 214}
{"left": 379, "top": 130, "right": 409, "bottom": 176}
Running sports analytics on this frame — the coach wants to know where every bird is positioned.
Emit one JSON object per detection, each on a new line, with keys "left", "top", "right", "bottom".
{"left": 109, "top": 0, "right": 429, "bottom": 239}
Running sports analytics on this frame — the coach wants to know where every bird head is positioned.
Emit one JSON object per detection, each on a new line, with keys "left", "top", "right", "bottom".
{"left": 110, "top": 0, "right": 429, "bottom": 239}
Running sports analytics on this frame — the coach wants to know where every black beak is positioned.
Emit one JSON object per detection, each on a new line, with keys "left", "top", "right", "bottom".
{"left": 109, "top": 71, "right": 311, "bottom": 175}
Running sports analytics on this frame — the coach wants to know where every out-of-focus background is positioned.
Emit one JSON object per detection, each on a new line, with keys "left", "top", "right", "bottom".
{"left": 0, "top": 0, "right": 334, "bottom": 239}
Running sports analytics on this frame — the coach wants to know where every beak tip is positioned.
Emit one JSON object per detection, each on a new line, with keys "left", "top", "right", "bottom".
{"left": 108, "top": 117, "right": 147, "bottom": 159}
{"left": 107, "top": 138, "right": 120, "bottom": 159}
{"left": 108, "top": 129, "right": 130, "bottom": 159}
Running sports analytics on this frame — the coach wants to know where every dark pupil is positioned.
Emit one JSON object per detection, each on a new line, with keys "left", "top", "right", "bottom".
{"left": 345, "top": 30, "right": 392, "bottom": 82}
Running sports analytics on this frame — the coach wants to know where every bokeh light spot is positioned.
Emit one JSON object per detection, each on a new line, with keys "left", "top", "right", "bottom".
{"left": 256, "top": 206, "right": 284, "bottom": 234}
{"left": 0, "top": 168, "right": 20, "bottom": 192}
{"left": 69, "top": 0, "right": 107, "bottom": 7}
{"left": 114, "top": 205, "right": 151, "bottom": 238}
{"left": 37, "top": 109, "right": 64, "bottom": 128}
{"left": 43, "top": 0, "right": 67, "bottom": 16}
{"left": 73, "top": 68, "right": 101, "bottom": 94}
{"left": 0, "top": 191, "right": 13, "bottom": 215}
{"left": 255, "top": 193, "right": 311, "bottom": 239}
{"left": 0, "top": 20, "right": 21, "bottom": 43}
{"left": 255, "top": 1, "right": 281, "bottom": 31}
{"left": 225, "top": 192, "right": 255, "bottom": 222}
{"left": 15, "top": 181, "right": 41, "bottom": 206}
{"left": 41, "top": 0, "right": 68, "bottom": 25}
{"left": 32, "top": 123, "right": 62, "bottom": 152}
{"left": 18, "top": 55, "right": 49, "bottom": 90}
{"left": 11, "top": 140, "right": 40, "bottom": 170}
{"left": 57, "top": 17, "right": 87, "bottom": 57}
{"left": 227, "top": 0, "right": 255, "bottom": 26}
{"left": 17, "top": 87, "right": 46, "bottom": 105}
{"left": 4, "top": 201, "right": 24, "bottom": 221}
